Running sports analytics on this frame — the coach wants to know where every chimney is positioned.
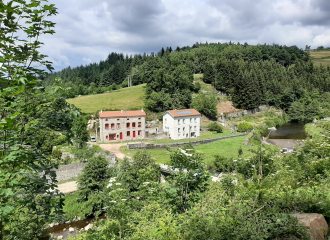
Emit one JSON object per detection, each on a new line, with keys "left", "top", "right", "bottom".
{"left": 141, "top": 108, "right": 144, "bottom": 112}
{"left": 121, "top": 110, "right": 123, "bottom": 113}
{"left": 101, "top": 110, "right": 103, "bottom": 113}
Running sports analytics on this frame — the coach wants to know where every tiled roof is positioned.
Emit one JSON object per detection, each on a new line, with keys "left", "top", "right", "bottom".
{"left": 98, "top": 110, "right": 146, "bottom": 118}
{"left": 165, "top": 109, "right": 201, "bottom": 117}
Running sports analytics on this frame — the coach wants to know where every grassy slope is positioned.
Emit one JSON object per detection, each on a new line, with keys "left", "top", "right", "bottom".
{"left": 121, "top": 135, "right": 256, "bottom": 165}
{"left": 67, "top": 84, "right": 146, "bottom": 114}
{"left": 309, "top": 51, "right": 330, "bottom": 66}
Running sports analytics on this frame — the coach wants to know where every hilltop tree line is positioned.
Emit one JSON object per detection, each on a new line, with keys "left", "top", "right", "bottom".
{"left": 44, "top": 41, "right": 330, "bottom": 121}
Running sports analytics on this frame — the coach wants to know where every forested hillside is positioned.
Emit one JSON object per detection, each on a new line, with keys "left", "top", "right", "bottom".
{"left": 44, "top": 42, "right": 330, "bottom": 121}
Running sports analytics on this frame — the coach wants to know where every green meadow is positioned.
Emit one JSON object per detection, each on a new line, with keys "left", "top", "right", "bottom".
{"left": 121, "top": 135, "right": 257, "bottom": 166}
{"left": 67, "top": 84, "right": 146, "bottom": 114}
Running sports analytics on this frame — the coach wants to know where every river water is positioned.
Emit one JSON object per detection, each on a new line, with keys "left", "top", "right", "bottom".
{"left": 40, "top": 214, "right": 105, "bottom": 240}
{"left": 263, "top": 122, "right": 307, "bottom": 139}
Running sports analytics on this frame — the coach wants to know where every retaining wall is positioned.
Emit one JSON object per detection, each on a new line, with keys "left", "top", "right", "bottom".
{"left": 127, "top": 133, "right": 247, "bottom": 150}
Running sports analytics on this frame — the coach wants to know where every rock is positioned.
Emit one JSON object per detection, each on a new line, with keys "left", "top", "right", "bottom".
{"left": 49, "top": 223, "right": 54, "bottom": 228}
{"left": 243, "top": 139, "right": 249, "bottom": 145}
{"left": 63, "top": 228, "right": 66, "bottom": 231}
{"left": 57, "top": 236, "right": 63, "bottom": 240}
{"left": 291, "top": 213, "right": 328, "bottom": 240}
{"left": 69, "top": 227, "right": 75, "bottom": 232}
{"left": 84, "top": 223, "right": 93, "bottom": 231}
{"left": 268, "top": 127, "right": 277, "bottom": 131}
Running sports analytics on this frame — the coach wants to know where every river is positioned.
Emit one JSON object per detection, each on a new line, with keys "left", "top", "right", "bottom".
{"left": 263, "top": 122, "right": 307, "bottom": 139}
{"left": 40, "top": 214, "right": 105, "bottom": 240}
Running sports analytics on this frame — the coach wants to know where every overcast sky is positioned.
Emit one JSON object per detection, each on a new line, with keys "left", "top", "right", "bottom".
{"left": 40, "top": 0, "right": 330, "bottom": 71}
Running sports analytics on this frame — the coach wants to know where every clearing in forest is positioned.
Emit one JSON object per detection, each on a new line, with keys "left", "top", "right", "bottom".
{"left": 309, "top": 51, "right": 330, "bottom": 66}
{"left": 67, "top": 84, "right": 146, "bottom": 114}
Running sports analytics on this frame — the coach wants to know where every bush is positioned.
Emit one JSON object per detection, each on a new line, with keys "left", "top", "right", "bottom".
{"left": 52, "top": 148, "right": 62, "bottom": 160}
{"left": 273, "top": 117, "right": 284, "bottom": 126}
{"left": 207, "top": 122, "right": 223, "bottom": 133}
{"left": 193, "top": 82, "right": 201, "bottom": 93}
{"left": 237, "top": 122, "right": 253, "bottom": 132}
{"left": 265, "top": 120, "right": 276, "bottom": 128}
{"left": 212, "top": 155, "right": 235, "bottom": 172}
{"left": 121, "top": 80, "right": 128, "bottom": 88}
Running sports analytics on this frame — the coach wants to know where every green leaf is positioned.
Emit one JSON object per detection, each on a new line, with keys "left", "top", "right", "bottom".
{"left": 1, "top": 205, "right": 15, "bottom": 215}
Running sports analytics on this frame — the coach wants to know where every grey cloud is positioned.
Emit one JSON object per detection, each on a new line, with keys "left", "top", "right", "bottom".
{"left": 106, "top": 0, "right": 166, "bottom": 36}
{"left": 38, "top": 0, "right": 330, "bottom": 71}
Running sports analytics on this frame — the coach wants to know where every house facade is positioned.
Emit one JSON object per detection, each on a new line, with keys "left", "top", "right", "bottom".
{"left": 99, "top": 109, "right": 146, "bottom": 142}
{"left": 163, "top": 109, "right": 201, "bottom": 140}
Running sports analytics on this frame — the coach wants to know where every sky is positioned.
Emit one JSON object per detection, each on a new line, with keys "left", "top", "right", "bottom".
{"left": 40, "top": 0, "right": 330, "bottom": 71}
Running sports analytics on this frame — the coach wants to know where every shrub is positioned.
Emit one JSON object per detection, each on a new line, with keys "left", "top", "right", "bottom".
{"left": 213, "top": 155, "right": 235, "bottom": 172}
{"left": 52, "top": 148, "right": 62, "bottom": 160}
{"left": 193, "top": 82, "right": 201, "bottom": 93}
{"left": 207, "top": 122, "right": 223, "bottom": 133}
{"left": 237, "top": 122, "right": 253, "bottom": 132}
{"left": 265, "top": 120, "right": 276, "bottom": 128}
{"left": 273, "top": 117, "right": 283, "bottom": 126}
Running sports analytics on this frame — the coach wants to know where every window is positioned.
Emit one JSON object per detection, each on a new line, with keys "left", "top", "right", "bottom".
{"left": 194, "top": 118, "right": 197, "bottom": 123}
{"left": 132, "top": 122, "right": 136, "bottom": 128}
{"left": 178, "top": 134, "right": 180, "bottom": 137}
{"left": 183, "top": 127, "right": 185, "bottom": 132}
{"left": 178, "top": 128, "right": 181, "bottom": 133}
{"left": 138, "top": 130, "right": 141, "bottom": 136}
{"left": 127, "top": 131, "right": 130, "bottom": 137}
{"left": 190, "top": 118, "right": 192, "bottom": 123}
{"left": 194, "top": 126, "right": 197, "bottom": 131}
{"left": 117, "top": 123, "right": 120, "bottom": 129}
{"left": 190, "top": 126, "right": 192, "bottom": 131}
{"left": 178, "top": 119, "right": 181, "bottom": 125}
{"left": 105, "top": 118, "right": 108, "bottom": 121}
{"left": 138, "top": 122, "right": 141, "bottom": 127}
{"left": 126, "top": 123, "right": 130, "bottom": 128}
{"left": 105, "top": 124, "right": 109, "bottom": 129}
{"left": 111, "top": 123, "right": 115, "bottom": 129}
{"left": 117, "top": 118, "right": 120, "bottom": 121}
{"left": 138, "top": 117, "right": 141, "bottom": 120}
{"left": 165, "top": 118, "right": 167, "bottom": 124}
{"left": 109, "top": 134, "right": 116, "bottom": 140}
{"left": 183, "top": 119, "right": 185, "bottom": 124}
{"left": 127, "top": 118, "right": 129, "bottom": 120}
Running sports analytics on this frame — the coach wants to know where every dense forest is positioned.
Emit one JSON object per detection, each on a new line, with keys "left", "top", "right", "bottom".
{"left": 44, "top": 42, "right": 330, "bottom": 121}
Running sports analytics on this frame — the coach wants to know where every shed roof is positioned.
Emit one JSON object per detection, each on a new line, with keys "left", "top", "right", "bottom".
{"left": 98, "top": 110, "right": 146, "bottom": 118}
{"left": 165, "top": 109, "right": 201, "bottom": 118}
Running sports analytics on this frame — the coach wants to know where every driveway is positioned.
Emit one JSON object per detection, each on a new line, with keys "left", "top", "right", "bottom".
{"left": 98, "top": 143, "right": 130, "bottom": 159}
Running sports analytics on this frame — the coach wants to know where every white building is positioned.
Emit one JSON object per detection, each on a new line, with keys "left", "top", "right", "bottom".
{"left": 163, "top": 109, "right": 201, "bottom": 140}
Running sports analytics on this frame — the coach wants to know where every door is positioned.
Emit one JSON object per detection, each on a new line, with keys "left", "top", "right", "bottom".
{"left": 146, "top": 131, "right": 149, "bottom": 138}
{"left": 133, "top": 131, "right": 136, "bottom": 138}
{"left": 120, "top": 133, "right": 123, "bottom": 140}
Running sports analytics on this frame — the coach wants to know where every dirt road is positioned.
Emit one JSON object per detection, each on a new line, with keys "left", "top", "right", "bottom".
{"left": 98, "top": 143, "right": 130, "bottom": 159}
{"left": 56, "top": 181, "right": 77, "bottom": 194}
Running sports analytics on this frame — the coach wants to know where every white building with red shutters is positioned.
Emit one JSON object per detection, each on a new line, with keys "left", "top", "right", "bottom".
{"left": 98, "top": 109, "right": 146, "bottom": 142}
{"left": 163, "top": 109, "right": 201, "bottom": 140}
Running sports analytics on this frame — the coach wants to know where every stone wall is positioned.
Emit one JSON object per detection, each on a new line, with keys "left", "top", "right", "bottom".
{"left": 222, "top": 105, "right": 270, "bottom": 119}
{"left": 127, "top": 133, "right": 247, "bottom": 150}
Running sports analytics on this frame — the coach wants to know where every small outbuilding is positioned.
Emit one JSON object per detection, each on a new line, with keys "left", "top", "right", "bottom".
{"left": 163, "top": 109, "right": 201, "bottom": 140}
